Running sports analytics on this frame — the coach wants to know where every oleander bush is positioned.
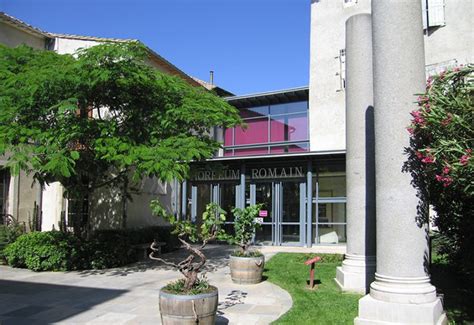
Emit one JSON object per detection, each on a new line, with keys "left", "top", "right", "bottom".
{"left": 404, "top": 64, "right": 473, "bottom": 274}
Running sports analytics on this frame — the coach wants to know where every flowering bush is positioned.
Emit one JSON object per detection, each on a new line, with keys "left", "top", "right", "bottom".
{"left": 404, "top": 65, "right": 473, "bottom": 274}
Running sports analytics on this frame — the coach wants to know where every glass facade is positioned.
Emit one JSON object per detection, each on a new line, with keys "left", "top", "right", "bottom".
{"left": 313, "top": 167, "right": 347, "bottom": 245}
{"left": 224, "top": 101, "right": 309, "bottom": 156}
{"left": 184, "top": 158, "right": 346, "bottom": 247}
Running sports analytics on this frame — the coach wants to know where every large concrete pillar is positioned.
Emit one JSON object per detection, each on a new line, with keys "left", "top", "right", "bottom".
{"left": 356, "top": 1, "right": 446, "bottom": 324}
{"left": 335, "top": 14, "right": 376, "bottom": 294}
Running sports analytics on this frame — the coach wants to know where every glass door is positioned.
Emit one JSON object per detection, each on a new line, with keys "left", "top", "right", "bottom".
{"left": 252, "top": 182, "right": 274, "bottom": 245}
{"left": 252, "top": 181, "right": 305, "bottom": 246}
{"left": 280, "top": 181, "right": 305, "bottom": 246}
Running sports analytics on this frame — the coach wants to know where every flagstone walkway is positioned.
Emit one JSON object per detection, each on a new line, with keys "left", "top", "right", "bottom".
{"left": 0, "top": 245, "right": 292, "bottom": 324}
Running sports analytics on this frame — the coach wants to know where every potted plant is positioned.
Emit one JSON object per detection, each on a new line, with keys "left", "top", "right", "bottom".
{"left": 149, "top": 201, "right": 227, "bottom": 325}
{"left": 226, "top": 204, "right": 265, "bottom": 284}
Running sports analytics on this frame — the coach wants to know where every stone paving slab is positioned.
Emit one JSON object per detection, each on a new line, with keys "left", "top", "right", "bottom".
{"left": 0, "top": 245, "right": 292, "bottom": 324}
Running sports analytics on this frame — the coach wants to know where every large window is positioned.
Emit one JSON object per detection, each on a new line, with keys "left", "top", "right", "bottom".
{"left": 224, "top": 101, "right": 309, "bottom": 156}
{"left": 313, "top": 171, "right": 347, "bottom": 245}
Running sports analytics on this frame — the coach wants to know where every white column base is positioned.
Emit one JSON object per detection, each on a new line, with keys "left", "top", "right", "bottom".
{"left": 335, "top": 254, "right": 375, "bottom": 294}
{"left": 355, "top": 273, "right": 447, "bottom": 324}
{"left": 355, "top": 294, "right": 447, "bottom": 324}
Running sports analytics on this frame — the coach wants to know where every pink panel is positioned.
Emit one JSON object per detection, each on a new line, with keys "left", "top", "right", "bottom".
{"left": 233, "top": 147, "right": 268, "bottom": 156}
{"left": 235, "top": 118, "right": 268, "bottom": 145}
{"left": 288, "top": 114, "right": 308, "bottom": 141}
{"left": 270, "top": 146, "right": 285, "bottom": 154}
{"left": 270, "top": 118, "right": 285, "bottom": 142}
{"left": 224, "top": 128, "right": 233, "bottom": 146}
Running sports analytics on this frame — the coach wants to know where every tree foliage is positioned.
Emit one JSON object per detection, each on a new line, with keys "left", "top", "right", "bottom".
{"left": 0, "top": 43, "right": 241, "bottom": 232}
{"left": 404, "top": 65, "right": 473, "bottom": 274}
{"left": 225, "top": 204, "right": 263, "bottom": 256}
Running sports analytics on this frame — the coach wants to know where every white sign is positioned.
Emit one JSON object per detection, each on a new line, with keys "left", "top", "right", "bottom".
{"left": 255, "top": 217, "right": 264, "bottom": 224}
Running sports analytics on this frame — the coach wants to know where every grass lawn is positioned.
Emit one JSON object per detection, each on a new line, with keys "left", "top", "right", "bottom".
{"left": 265, "top": 252, "right": 474, "bottom": 324}
{"left": 264, "top": 253, "right": 361, "bottom": 324}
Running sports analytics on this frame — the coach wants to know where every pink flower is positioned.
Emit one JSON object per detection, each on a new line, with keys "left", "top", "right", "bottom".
{"left": 460, "top": 155, "right": 470, "bottom": 166}
{"left": 466, "top": 149, "right": 472, "bottom": 154}
{"left": 435, "top": 175, "right": 453, "bottom": 187}
{"left": 407, "top": 127, "right": 414, "bottom": 135}
{"left": 442, "top": 166, "right": 450, "bottom": 174}
{"left": 421, "top": 155, "right": 435, "bottom": 164}
{"left": 410, "top": 111, "right": 426, "bottom": 126}
{"left": 416, "top": 151, "right": 424, "bottom": 159}
{"left": 453, "top": 67, "right": 460, "bottom": 72}
{"left": 442, "top": 176, "right": 453, "bottom": 187}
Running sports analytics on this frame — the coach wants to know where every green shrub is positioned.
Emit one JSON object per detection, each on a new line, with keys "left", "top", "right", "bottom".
{"left": 86, "top": 231, "right": 136, "bottom": 269}
{"left": 3, "top": 225, "right": 179, "bottom": 271}
{"left": 3, "top": 231, "right": 86, "bottom": 271}
{"left": 0, "top": 222, "right": 26, "bottom": 262}
{"left": 225, "top": 204, "right": 263, "bottom": 257}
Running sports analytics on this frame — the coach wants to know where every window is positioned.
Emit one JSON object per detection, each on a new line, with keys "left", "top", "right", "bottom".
{"left": 0, "top": 169, "right": 9, "bottom": 217}
{"left": 422, "top": 0, "right": 446, "bottom": 29}
{"left": 224, "top": 101, "right": 309, "bottom": 157}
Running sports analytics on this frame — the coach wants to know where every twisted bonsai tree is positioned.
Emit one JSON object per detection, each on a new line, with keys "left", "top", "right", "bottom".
{"left": 149, "top": 201, "right": 227, "bottom": 293}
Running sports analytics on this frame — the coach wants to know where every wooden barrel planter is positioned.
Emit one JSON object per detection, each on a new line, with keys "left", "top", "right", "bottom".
{"left": 159, "top": 286, "right": 218, "bottom": 325}
{"left": 229, "top": 255, "right": 265, "bottom": 284}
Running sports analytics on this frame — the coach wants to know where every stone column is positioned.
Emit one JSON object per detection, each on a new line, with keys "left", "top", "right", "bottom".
{"left": 335, "top": 14, "right": 376, "bottom": 294}
{"left": 356, "top": 1, "right": 446, "bottom": 324}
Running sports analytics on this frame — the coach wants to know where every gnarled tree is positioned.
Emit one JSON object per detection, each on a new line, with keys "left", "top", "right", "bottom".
{"left": 150, "top": 202, "right": 227, "bottom": 292}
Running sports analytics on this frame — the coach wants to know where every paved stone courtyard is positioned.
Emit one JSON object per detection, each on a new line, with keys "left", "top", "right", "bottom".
{"left": 0, "top": 245, "right": 297, "bottom": 324}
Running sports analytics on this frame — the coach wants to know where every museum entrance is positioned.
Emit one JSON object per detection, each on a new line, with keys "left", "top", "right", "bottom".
{"left": 185, "top": 156, "right": 346, "bottom": 247}
{"left": 250, "top": 181, "right": 305, "bottom": 246}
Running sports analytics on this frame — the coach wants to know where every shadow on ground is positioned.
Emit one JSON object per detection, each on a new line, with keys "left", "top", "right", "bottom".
{"left": 431, "top": 262, "right": 474, "bottom": 323}
{"left": 77, "top": 244, "right": 235, "bottom": 277}
{"left": 0, "top": 280, "right": 127, "bottom": 324}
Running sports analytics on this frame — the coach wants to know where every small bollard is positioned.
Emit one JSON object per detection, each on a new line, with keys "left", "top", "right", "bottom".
{"left": 304, "top": 256, "right": 321, "bottom": 289}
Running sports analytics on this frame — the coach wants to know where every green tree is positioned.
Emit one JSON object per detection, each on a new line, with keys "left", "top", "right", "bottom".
{"left": 225, "top": 204, "right": 263, "bottom": 256}
{"left": 404, "top": 65, "right": 473, "bottom": 274}
{"left": 0, "top": 43, "right": 241, "bottom": 235}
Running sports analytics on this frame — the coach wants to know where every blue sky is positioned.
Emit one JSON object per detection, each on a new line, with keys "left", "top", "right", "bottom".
{"left": 1, "top": 0, "right": 311, "bottom": 95}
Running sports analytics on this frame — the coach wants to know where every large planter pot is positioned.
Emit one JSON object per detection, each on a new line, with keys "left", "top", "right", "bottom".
{"left": 159, "top": 286, "right": 218, "bottom": 325}
{"left": 229, "top": 254, "right": 265, "bottom": 284}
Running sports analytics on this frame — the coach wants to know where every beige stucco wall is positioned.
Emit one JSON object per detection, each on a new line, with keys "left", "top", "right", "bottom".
{"left": 41, "top": 182, "right": 64, "bottom": 231}
{"left": 423, "top": 0, "right": 473, "bottom": 67}
{"left": 0, "top": 21, "right": 46, "bottom": 49}
{"left": 17, "top": 171, "right": 41, "bottom": 230}
{"left": 89, "top": 177, "right": 172, "bottom": 230}
{"left": 126, "top": 179, "right": 173, "bottom": 228}
{"left": 309, "top": 0, "right": 371, "bottom": 152}
{"left": 309, "top": 0, "right": 473, "bottom": 152}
